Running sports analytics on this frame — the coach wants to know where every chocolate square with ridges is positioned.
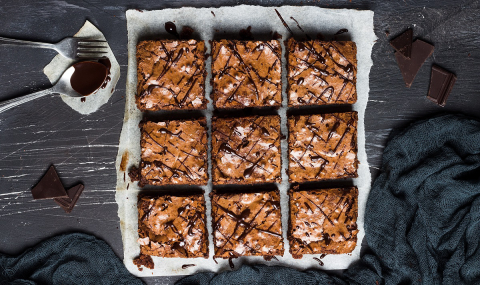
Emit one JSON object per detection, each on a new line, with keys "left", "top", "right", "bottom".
{"left": 211, "top": 40, "right": 282, "bottom": 109}
{"left": 288, "top": 112, "right": 358, "bottom": 182}
{"left": 287, "top": 38, "right": 357, "bottom": 106}
{"left": 137, "top": 194, "right": 208, "bottom": 258}
{"left": 139, "top": 118, "right": 208, "bottom": 186}
{"left": 212, "top": 115, "right": 282, "bottom": 184}
{"left": 211, "top": 190, "right": 284, "bottom": 259}
{"left": 136, "top": 40, "right": 207, "bottom": 111}
{"left": 288, "top": 187, "right": 359, "bottom": 258}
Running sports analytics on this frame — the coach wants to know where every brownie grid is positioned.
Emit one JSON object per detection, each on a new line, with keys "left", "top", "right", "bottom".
{"left": 134, "top": 37, "right": 360, "bottom": 261}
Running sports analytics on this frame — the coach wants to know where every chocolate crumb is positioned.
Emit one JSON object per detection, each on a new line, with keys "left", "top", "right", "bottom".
{"left": 133, "top": 254, "right": 154, "bottom": 270}
{"left": 128, "top": 166, "right": 141, "bottom": 182}
{"left": 211, "top": 11, "right": 215, "bottom": 17}
{"left": 81, "top": 97, "right": 86, "bottom": 103}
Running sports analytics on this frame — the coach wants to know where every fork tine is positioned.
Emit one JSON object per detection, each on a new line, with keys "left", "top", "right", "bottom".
{"left": 77, "top": 39, "right": 107, "bottom": 44}
{"left": 76, "top": 52, "right": 109, "bottom": 59}
{"left": 77, "top": 46, "right": 109, "bottom": 50}
{"left": 76, "top": 54, "right": 107, "bottom": 59}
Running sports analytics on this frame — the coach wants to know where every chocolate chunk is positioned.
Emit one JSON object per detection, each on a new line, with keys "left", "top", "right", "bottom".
{"left": 54, "top": 184, "right": 84, "bottom": 213}
{"left": 390, "top": 29, "right": 413, "bottom": 58}
{"left": 395, "top": 39, "right": 434, "bottom": 88}
{"left": 31, "top": 166, "right": 68, "bottom": 200}
{"left": 427, "top": 65, "right": 456, "bottom": 107}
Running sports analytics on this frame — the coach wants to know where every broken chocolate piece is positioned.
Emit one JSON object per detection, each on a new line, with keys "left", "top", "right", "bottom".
{"left": 390, "top": 29, "right": 413, "bottom": 58}
{"left": 31, "top": 165, "right": 68, "bottom": 200}
{"left": 395, "top": 39, "right": 434, "bottom": 88}
{"left": 427, "top": 65, "right": 456, "bottom": 107}
{"left": 54, "top": 184, "right": 84, "bottom": 213}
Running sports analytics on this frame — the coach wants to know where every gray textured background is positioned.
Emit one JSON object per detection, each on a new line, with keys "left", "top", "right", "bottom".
{"left": 0, "top": 1, "right": 479, "bottom": 284}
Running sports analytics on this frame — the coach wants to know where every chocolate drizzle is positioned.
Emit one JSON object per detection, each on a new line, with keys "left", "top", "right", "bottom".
{"left": 274, "top": 9, "right": 293, "bottom": 34}
{"left": 182, "top": 264, "right": 196, "bottom": 269}
{"left": 313, "top": 257, "right": 324, "bottom": 266}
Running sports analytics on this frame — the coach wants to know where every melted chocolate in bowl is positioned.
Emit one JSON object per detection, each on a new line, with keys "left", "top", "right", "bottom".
{"left": 70, "top": 61, "right": 108, "bottom": 96}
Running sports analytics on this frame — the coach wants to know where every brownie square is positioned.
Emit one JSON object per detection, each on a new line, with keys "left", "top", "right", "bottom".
{"left": 139, "top": 118, "right": 208, "bottom": 186}
{"left": 211, "top": 40, "right": 282, "bottom": 109}
{"left": 287, "top": 38, "right": 357, "bottom": 106}
{"left": 136, "top": 40, "right": 207, "bottom": 111}
{"left": 288, "top": 187, "right": 359, "bottom": 258}
{"left": 211, "top": 190, "right": 284, "bottom": 259}
{"left": 137, "top": 194, "right": 208, "bottom": 258}
{"left": 212, "top": 115, "right": 282, "bottom": 184}
{"left": 288, "top": 112, "right": 358, "bottom": 182}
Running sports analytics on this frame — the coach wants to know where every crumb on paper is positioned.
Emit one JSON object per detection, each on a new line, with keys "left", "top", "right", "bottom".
{"left": 133, "top": 254, "right": 154, "bottom": 271}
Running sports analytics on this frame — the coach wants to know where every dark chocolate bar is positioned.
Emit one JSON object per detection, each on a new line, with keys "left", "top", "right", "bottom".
{"left": 395, "top": 39, "right": 434, "bottom": 88}
{"left": 31, "top": 165, "right": 68, "bottom": 200}
{"left": 390, "top": 29, "right": 413, "bottom": 59}
{"left": 54, "top": 184, "right": 84, "bottom": 213}
{"left": 427, "top": 65, "right": 456, "bottom": 107}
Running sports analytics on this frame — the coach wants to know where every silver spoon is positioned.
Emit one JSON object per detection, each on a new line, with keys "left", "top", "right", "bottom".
{"left": 0, "top": 62, "right": 107, "bottom": 113}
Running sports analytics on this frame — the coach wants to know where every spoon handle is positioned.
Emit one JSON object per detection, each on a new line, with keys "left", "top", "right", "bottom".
{"left": 0, "top": 89, "right": 54, "bottom": 113}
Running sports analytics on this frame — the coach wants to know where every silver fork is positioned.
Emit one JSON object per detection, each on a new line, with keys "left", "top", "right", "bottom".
{"left": 0, "top": 36, "right": 108, "bottom": 60}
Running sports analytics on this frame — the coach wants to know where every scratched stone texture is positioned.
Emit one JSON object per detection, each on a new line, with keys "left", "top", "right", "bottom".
{"left": 0, "top": 0, "right": 479, "bottom": 284}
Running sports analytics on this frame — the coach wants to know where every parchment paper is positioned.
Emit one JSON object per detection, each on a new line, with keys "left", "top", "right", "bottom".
{"left": 116, "top": 5, "right": 375, "bottom": 277}
{"left": 44, "top": 21, "right": 120, "bottom": 115}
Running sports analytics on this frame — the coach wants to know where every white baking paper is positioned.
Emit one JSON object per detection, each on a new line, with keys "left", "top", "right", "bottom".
{"left": 116, "top": 5, "right": 375, "bottom": 277}
{"left": 43, "top": 20, "right": 120, "bottom": 115}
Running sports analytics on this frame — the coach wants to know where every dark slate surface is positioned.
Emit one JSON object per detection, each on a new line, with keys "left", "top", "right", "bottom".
{"left": 0, "top": 1, "right": 479, "bottom": 284}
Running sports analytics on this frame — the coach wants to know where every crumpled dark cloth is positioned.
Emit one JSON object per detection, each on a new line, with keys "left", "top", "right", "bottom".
{"left": 0, "top": 233, "right": 143, "bottom": 285}
{"left": 177, "top": 114, "right": 480, "bottom": 285}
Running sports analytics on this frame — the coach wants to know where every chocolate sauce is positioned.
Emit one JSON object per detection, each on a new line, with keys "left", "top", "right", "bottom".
{"left": 70, "top": 61, "right": 108, "bottom": 96}
{"left": 313, "top": 257, "right": 324, "bottom": 266}
{"left": 274, "top": 9, "right": 293, "bottom": 34}
{"left": 335, "top": 29, "right": 348, "bottom": 35}
{"left": 228, "top": 257, "right": 235, "bottom": 269}
{"left": 182, "top": 264, "right": 196, "bottom": 269}
{"left": 211, "top": 11, "right": 215, "bottom": 17}
{"left": 165, "top": 21, "right": 179, "bottom": 38}
{"left": 81, "top": 97, "right": 86, "bottom": 102}
{"left": 180, "top": 26, "right": 194, "bottom": 39}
